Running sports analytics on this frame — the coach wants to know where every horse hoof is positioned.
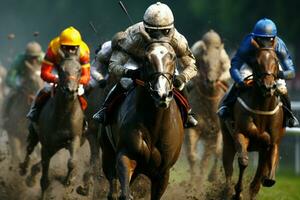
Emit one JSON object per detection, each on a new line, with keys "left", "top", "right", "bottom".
{"left": 76, "top": 185, "right": 89, "bottom": 196}
{"left": 232, "top": 194, "right": 243, "bottom": 200}
{"left": 262, "top": 178, "right": 276, "bottom": 187}
{"left": 25, "top": 176, "right": 36, "bottom": 187}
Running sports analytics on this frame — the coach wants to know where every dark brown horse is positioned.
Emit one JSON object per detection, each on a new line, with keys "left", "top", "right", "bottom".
{"left": 4, "top": 59, "right": 44, "bottom": 160}
{"left": 220, "top": 41, "right": 284, "bottom": 200}
{"left": 20, "top": 51, "right": 86, "bottom": 198}
{"left": 185, "top": 41, "right": 229, "bottom": 181}
{"left": 100, "top": 41, "right": 184, "bottom": 200}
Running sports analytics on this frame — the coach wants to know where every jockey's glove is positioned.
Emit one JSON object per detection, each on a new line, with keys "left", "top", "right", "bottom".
{"left": 174, "top": 74, "right": 186, "bottom": 90}
{"left": 124, "top": 69, "right": 140, "bottom": 79}
{"left": 78, "top": 84, "right": 84, "bottom": 96}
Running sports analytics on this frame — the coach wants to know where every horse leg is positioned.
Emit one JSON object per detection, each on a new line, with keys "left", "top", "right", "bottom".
{"left": 77, "top": 130, "right": 101, "bottom": 196}
{"left": 65, "top": 135, "right": 80, "bottom": 186}
{"left": 208, "top": 131, "right": 223, "bottom": 182}
{"left": 262, "top": 143, "right": 279, "bottom": 187}
{"left": 150, "top": 170, "right": 170, "bottom": 200}
{"left": 233, "top": 133, "right": 249, "bottom": 200}
{"left": 117, "top": 152, "right": 137, "bottom": 200}
{"left": 40, "top": 147, "right": 53, "bottom": 198}
{"left": 19, "top": 125, "right": 39, "bottom": 176}
{"left": 101, "top": 129, "right": 118, "bottom": 200}
{"left": 26, "top": 160, "right": 42, "bottom": 187}
{"left": 222, "top": 126, "right": 236, "bottom": 199}
{"left": 184, "top": 128, "right": 199, "bottom": 180}
{"left": 199, "top": 139, "right": 212, "bottom": 182}
{"left": 249, "top": 151, "right": 267, "bottom": 200}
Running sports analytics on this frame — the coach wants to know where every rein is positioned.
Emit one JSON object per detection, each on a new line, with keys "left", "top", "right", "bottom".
{"left": 237, "top": 97, "right": 282, "bottom": 115}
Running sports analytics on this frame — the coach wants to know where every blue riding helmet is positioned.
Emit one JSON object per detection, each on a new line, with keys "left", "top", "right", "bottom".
{"left": 252, "top": 18, "right": 277, "bottom": 38}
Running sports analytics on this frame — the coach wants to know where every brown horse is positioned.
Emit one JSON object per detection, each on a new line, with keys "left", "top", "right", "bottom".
{"left": 100, "top": 41, "right": 184, "bottom": 200}
{"left": 19, "top": 51, "right": 86, "bottom": 198}
{"left": 4, "top": 59, "right": 44, "bottom": 160}
{"left": 185, "top": 41, "right": 229, "bottom": 181}
{"left": 220, "top": 42, "right": 284, "bottom": 200}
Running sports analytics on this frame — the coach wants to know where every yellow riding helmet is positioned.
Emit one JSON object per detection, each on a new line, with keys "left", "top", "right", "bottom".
{"left": 59, "top": 26, "right": 82, "bottom": 46}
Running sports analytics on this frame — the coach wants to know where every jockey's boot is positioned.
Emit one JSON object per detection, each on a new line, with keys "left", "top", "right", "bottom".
{"left": 217, "top": 84, "right": 238, "bottom": 120}
{"left": 181, "top": 88, "right": 198, "bottom": 128}
{"left": 280, "top": 93, "right": 299, "bottom": 127}
{"left": 93, "top": 83, "right": 126, "bottom": 124}
{"left": 26, "top": 87, "right": 51, "bottom": 122}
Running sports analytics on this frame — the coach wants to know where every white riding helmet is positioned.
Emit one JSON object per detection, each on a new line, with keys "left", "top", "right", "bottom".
{"left": 143, "top": 2, "right": 174, "bottom": 30}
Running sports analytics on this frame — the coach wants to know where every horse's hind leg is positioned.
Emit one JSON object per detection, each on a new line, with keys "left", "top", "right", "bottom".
{"left": 19, "top": 124, "right": 39, "bottom": 176}
{"left": 249, "top": 151, "right": 267, "bottom": 200}
{"left": 26, "top": 160, "right": 42, "bottom": 187}
{"left": 101, "top": 130, "right": 118, "bottom": 200}
{"left": 184, "top": 128, "right": 199, "bottom": 180}
{"left": 117, "top": 152, "right": 137, "bottom": 200}
{"left": 150, "top": 170, "right": 170, "bottom": 200}
{"left": 233, "top": 133, "right": 249, "bottom": 200}
{"left": 208, "top": 131, "right": 222, "bottom": 182}
{"left": 65, "top": 135, "right": 80, "bottom": 186}
{"left": 77, "top": 129, "right": 101, "bottom": 196}
{"left": 199, "top": 139, "right": 213, "bottom": 181}
{"left": 222, "top": 125, "right": 236, "bottom": 199}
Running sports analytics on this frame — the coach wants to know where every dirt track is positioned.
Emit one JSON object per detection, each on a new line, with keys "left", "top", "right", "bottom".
{"left": 0, "top": 129, "right": 236, "bottom": 200}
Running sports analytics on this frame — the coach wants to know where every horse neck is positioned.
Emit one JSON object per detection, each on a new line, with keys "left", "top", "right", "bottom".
{"left": 54, "top": 88, "right": 79, "bottom": 117}
{"left": 135, "top": 86, "right": 168, "bottom": 135}
{"left": 247, "top": 86, "right": 279, "bottom": 110}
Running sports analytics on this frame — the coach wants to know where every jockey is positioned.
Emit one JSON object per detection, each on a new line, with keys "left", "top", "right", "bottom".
{"left": 6, "top": 41, "right": 44, "bottom": 90}
{"left": 93, "top": 2, "right": 198, "bottom": 128}
{"left": 218, "top": 18, "right": 299, "bottom": 127}
{"left": 27, "top": 26, "right": 90, "bottom": 122}
{"left": 89, "top": 41, "right": 112, "bottom": 89}
{"left": 191, "top": 30, "right": 231, "bottom": 83}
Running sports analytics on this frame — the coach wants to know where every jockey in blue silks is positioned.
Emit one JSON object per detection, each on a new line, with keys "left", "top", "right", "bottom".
{"left": 218, "top": 18, "right": 299, "bottom": 127}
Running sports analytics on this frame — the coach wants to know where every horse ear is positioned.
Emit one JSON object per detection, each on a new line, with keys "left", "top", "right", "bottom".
{"left": 58, "top": 47, "right": 66, "bottom": 60}
{"left": 251, "top": 38, "right": 260, "bottom": 49}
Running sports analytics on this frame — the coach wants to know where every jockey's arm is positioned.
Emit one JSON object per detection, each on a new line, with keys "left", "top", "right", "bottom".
{"left": 108, "top": 50, "right": 130, "bottom": 78}
{"left": 277, "top": 38, "right": 296, "bottom": 80}
{"left": 40, "top": 46, "right": 59, "bottom": 84}
{"left": 175, "top": 35, "right": 197, "bottom": 83}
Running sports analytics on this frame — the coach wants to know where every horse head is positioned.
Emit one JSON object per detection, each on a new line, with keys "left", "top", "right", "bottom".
{"left": 57, "top": 49, "right": 82, "bottom": 100}
{"left": 142, "top": 41, "right": 176, "bottom": 108}
{"left": 251, "top": 39, "right": 279, "bottom": 97}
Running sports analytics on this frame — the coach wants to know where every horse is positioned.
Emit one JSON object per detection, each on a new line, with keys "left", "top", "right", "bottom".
{"left": 19, "top": 50, "right": 86, "bottom": 198}
{"left": 3, "top": 59, "right": 44, "bottom": 160}
{"left": 100, "top": 40, "right": 184, "bottom": 200}
{"left": 185, "top": 40, "right": 229, "bottom": 182}
{"left": 76, "top": 66, "right": 117, "bottom": 197}
{"left": 220, "top": 41, "right": 284, "bottom": 200}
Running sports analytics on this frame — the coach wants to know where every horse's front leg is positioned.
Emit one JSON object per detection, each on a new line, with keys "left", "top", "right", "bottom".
{"left": 150, "top": 170, "right": 170, "bottom": 200}
{"left": 117, "top": 152, "right": 137, "bottom": 200}
{"left": 65, "top": 135, "right": 80, "bottom": 186}
{"left": 233, "top": 133, "right": 249, "bottom": 200}
{"left": 262, "top": 143, "right": 280, "bottom": 187}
